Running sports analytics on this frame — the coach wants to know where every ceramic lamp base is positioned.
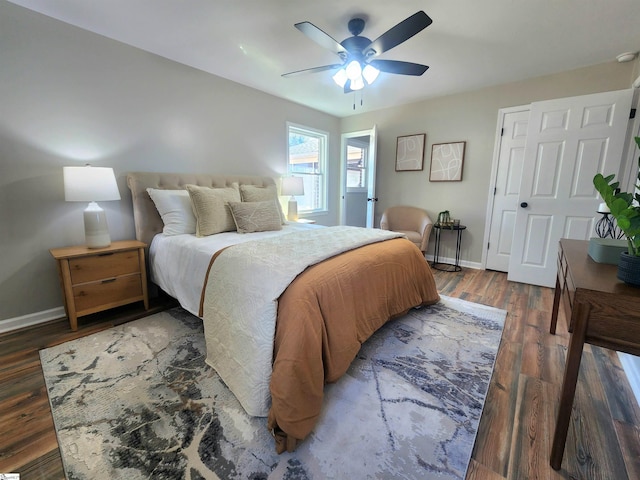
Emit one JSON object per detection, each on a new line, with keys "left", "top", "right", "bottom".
{"left": 84, "top": 202, "right": 111, "bottom": 248}
{"left": 287, "top": 198, "right": 299, "bottom": 222}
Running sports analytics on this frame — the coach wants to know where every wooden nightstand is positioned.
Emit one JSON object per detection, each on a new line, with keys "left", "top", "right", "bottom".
{"left": 50, "top": 240, "right": 149, "bottom": 331}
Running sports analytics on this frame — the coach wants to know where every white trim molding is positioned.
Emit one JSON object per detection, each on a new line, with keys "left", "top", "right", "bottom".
{"left": 482, "top": 104, "right": 530, "bottom": 269}
{"left": 618, "top": 352, "right": 640, "bottom": 407}
{"left": 0, "top": 306, "right": 65, "bottom": 334}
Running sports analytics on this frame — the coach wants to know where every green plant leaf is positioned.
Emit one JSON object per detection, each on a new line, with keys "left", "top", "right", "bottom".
{"left": 592, "top": 136, "right": 640, "bottom": 257}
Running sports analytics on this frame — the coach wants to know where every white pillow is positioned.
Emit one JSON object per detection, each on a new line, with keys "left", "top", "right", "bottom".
{"left": 146, "top": 188, "right": 196, "bottom": 235}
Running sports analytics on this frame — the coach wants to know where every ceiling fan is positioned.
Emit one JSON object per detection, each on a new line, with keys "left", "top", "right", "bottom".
{"left": 282, "top": 11, "right": 432, "bottom": 93}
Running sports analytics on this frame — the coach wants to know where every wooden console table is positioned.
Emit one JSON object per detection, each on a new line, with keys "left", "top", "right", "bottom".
{"left": 549, "top": 239, "right": 640, "bottom": 470}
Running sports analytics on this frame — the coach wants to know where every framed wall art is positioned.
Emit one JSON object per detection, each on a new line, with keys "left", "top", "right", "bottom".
{"left": 395, "top": 133, "right": 426, "bottom": 171}
{"left": 429, "top": 141, "right": 466, "bottom": 182}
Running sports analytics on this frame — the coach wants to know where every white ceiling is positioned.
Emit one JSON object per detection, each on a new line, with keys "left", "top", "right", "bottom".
{"left": 9, "top": 0, "right": 640, "bottom": 118}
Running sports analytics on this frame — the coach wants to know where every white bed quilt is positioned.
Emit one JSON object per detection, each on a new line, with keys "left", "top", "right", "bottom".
{"left": 149, "top": 223, "right": 316, "bottom": 316}
{"left": 201, "top": 226, "right": 404, "bottom": 416}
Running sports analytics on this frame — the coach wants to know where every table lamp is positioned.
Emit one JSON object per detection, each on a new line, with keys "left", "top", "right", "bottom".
{"left": 63, "top": 165, "right": 121, "bottom": 248}
{"left": 281, "top": 176, "right": 304, "bottom": 221}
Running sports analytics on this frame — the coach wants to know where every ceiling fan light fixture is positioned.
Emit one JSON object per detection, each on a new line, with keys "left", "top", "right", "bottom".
{"left": 285, "top": 11, "right": 433, "bottom": 95}
{"left": 362, "top": 64, "right": 380, "bottom": 85}
{"left": 332, "top": 68, "right": 348, "bottom": 87}
{"left": 345, "top": 60, "right": 362, "bottom": 80}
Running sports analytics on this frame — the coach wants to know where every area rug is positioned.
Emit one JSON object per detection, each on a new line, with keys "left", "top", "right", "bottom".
{"left": 40, "top": 295, "right": 506, "bottom": 480}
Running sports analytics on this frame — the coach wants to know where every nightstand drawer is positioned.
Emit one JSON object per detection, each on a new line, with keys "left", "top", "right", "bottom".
{"left": 73, "top": 273, "right": 143, "bottom": 313}
{"left": 70, "top": 251, "right": 140, "bottom": 284}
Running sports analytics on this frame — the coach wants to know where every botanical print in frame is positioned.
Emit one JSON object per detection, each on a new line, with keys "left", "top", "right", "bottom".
{"left": 430, "top": 141, "right": 466, "bottom": 181}
{"left": 395, "top": 134, "right": 426, "bottom": 171}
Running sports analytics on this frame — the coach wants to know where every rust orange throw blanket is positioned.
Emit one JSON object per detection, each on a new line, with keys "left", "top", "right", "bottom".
{"left": 268, "top": 238, "right": 439, "bottom": 453}
{"left": 201, "top": 227, "right": 407, "bottom": 419}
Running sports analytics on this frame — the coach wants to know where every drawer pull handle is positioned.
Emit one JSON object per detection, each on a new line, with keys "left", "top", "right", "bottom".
{"left": 102, "top": 278, "right": 117, "bottom": 284}
{"left": 98, "top": 252, "right": 115, "bottom": 257}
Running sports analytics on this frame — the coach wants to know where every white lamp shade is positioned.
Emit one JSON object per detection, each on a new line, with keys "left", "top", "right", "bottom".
{"left": 350, "top": 76, "right": 365, "bottom": 91}
{"left": 362, "top": 64, "right": 380, "bottom": 85}
{"left": 332, "top": 68, "right": 348, "bottom": 88}
{"left": 345, "top": 60, "right": 362, "bottom": 80}
{"left": 63, "top": 166, "right": 121, "bottom": 202}
{"left": 281, "top": 176, "right": 304, "bottom": 196}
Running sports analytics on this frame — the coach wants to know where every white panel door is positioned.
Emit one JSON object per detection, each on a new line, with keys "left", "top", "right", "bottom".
{"left": 508, "top": 89, "right": 633, "bottom": 287}
{"left": 486, "top": 109, "right": 529, "bottom": 271}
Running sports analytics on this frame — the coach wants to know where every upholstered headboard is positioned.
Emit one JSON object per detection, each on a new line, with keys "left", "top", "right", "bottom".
{"left": 126, "top": 172, "right": 277, "bottom": 246}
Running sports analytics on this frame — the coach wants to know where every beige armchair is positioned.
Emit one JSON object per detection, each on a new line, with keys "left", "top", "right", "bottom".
{"left": 380, "top": 206, "right": 434, "bottom": 253}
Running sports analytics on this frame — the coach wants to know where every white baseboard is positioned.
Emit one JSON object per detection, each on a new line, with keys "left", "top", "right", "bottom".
{"left": 0, "top": 306, "right": 65, "bottom": 334}
{"left": 618, "top": 352, "right": 640, "bottom": 407}
{"left": 424, "top": 254, "right": 483, "bottom": 271}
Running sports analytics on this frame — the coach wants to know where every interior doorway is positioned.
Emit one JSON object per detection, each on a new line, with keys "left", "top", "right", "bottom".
{"left": 340, "top": 126, "right": 377, "bottom": 227}
{"left": 483, "top": 89, "right": 634, "bottom": 287}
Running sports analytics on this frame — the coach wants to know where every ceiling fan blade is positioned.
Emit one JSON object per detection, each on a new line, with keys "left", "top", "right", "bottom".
{"left": 295, "top": 21, "right": 348, "bottom": 56}
{"left": 364, "top": 11, "right": 432, "bottom": 57}
{"left": 368, "top": 59, "right": 429, "bottom": 76}
{"left": 282, "top": 64, "right": 344, "bottom": 77}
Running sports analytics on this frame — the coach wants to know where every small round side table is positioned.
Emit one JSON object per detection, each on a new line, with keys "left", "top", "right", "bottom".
{"left": 431, "top": 224, "right": 466, "bottom": 272}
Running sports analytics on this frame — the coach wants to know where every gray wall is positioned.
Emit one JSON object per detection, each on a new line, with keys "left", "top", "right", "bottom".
{"left": 2, "top": 0, "right": 638, "bottom": 325}
{"left": 0, "top": 2, "right": 340, "bottom": 322}
{"left": 341, "top": 61, "right": 639, "bottom": 264}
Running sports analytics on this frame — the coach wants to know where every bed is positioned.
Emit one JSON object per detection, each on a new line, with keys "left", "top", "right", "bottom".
{"left": 126, "top": 171, "right": 440, "bottom": 453}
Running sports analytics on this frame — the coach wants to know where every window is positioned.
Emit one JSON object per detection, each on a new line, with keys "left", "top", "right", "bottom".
{"left": 346, "top": 140, "right": 368, "bottom": 191}
{"left": 287, "top": 123, "right": 328, "bottom": 214}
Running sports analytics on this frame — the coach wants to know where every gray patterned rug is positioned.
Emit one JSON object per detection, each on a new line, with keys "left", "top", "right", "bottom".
{"left": 40, "top": 295, "right": 506, "bottom": 480}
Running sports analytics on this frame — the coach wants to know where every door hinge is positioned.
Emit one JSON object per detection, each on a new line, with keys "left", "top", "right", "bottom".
{"left": 487, "top": 242, "right": 490, "bottom": 250}
{"left": 631, "top": 108, "right": 636, "bottom": 119}
{"left": 494, "top": 187, "right": 497, "bottom": 195}
{"left": 501, "top": 128, "right": 504, "bottom": 136}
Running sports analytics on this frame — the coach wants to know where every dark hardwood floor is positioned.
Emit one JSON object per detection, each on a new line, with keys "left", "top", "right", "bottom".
{"left": 0, "top": 295, "right": 177, "bottom": 479}
{"left": 1, "top": 269, "right": 639, "bottom": 479}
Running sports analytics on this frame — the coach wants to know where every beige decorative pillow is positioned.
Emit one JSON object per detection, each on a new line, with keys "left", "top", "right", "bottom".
{"left": 239, "top": 184, "right": 286, "bottom": 224}
{"left": 186, "top": 183, "right": 241, "bottom": 236}
{"left": 228, "top": 201, "right": 283, "bottom": 234}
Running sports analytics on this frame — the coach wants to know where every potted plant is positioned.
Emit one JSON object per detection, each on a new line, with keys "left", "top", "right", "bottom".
{"left": 592, "top": 136, "right": 640, "bottom": 286}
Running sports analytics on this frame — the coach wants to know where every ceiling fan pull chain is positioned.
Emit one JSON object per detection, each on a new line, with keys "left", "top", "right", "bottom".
{"left": 351, "top": 91, "right": 365, "bottom": 110}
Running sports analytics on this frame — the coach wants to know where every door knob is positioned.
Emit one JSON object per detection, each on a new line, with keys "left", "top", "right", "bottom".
{"left": 520, "top": 202, "right": 529, "bottom": 208}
